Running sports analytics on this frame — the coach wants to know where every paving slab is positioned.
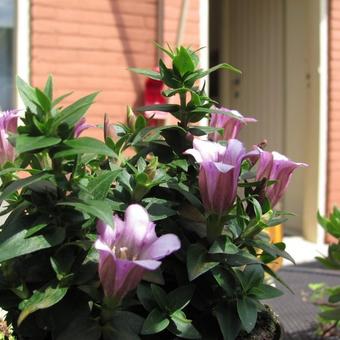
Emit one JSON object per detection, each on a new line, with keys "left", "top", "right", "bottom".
{"left": 266, "top": 262, "right": 339, "bottom": 339}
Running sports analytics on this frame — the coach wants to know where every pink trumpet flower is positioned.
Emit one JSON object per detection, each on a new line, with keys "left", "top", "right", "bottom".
{"left": 74, "top": 117, "right": 93, "bottom": 137}
{"left": 256, "top": 149, "right": 308, "bottom": 208}
{"left": 209, "top": 108, "right": 256, "bottom": 142}
{"left": 95, "top": 204, "right": 181, "bottom": 301}
{"left": 185, "top": 139, "right": 257, "bottom": 215}
{"left": 0, "top": 109, "right": 20, "bottom": 164}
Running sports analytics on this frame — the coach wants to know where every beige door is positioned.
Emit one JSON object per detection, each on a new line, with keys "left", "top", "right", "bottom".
{"left": 212, "top": 0, "right": 309, "bottom": 235}
{"left": 228, "top": 0, "right": 285, "bottom": 151}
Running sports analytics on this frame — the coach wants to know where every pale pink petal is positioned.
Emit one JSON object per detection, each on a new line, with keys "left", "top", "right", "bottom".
{"left": 139, "top": 234, "right": 181, "bottom": 260}
{"left": 133, "top": 259, "right": 162, "bottom": 270}
{"left": 121, "top": 204, "right": 152, "bottom": 251}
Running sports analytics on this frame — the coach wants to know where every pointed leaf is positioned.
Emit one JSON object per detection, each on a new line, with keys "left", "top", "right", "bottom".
{"left": 187, "top": 244, "right": 218, "bottom": 281}
{"left": 215, "top": 303, "right": 241, "bottom": 340}
{"left": 44, "top": 75, "right": 53, "bottom": 100}
{"left": 0, "top": 172, "right": 52, "bottom": 201}
{"left": 129, "top": 68, "right": 161, "bottom": 80}
{"left": 54, "top": 137, "right": 115, "bottom": 158}
{"left": 51, "top": 92, "right": 98, "bottom": 130}
{"left": 58, "top": 199, "right": 113, "bottom": 227}
{"left": 18, "top": 284, "right": 68, "bottom": 325}
{"left": 237, "top": 297, "right": 257, "bottom": 333}
{"left": 15, "top": 134, "right": 61, "bottom": 154}
{"left": 141, "top": 308, "right": 169, "bottom": 335}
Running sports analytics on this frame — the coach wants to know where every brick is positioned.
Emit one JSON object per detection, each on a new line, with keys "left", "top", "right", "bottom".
{"left": 30, "top": 0, "right": 200, "bottom": 135}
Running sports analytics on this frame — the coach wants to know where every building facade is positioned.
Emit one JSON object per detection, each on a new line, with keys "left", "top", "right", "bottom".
{"left": 2, "top": 0, "right": 340, "bottom": 243}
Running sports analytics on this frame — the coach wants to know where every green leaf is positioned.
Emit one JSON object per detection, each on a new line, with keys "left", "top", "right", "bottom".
{"left": 57, "top": 317, "right": 101, "bottom": 340}
{"left": 0, "top": 226, "right": 65, "bottom": 263}
{"left": 137, "top": 283, "right": 157, "bottom": 312}
{"left": 44, "top": 75, "right": 53, "bottom": 100}
{"left": 169, "top": 310, "right": 200, "bottom": 339}
{"left": 187, "top": 244, "right": 218, "bottom": 281}
{"left": 15, "top": 134, "right": 61, "bottom": 153}
{"left": 329, "top": 287, "right": 340, "bottom": 303}
{"left": 167, "top": 285, "right": 194, "bottom": 312}
{"left": 35, "top": 88, "right": 51, "bottom": 112}
{"left": 161, "top": 182, "right": 202, "bottom": 209}
{"left": 215, "top": 303, "right": 241, "bottom": 340}
{"left": 212, "top": 267, "right": 235, "bottom": 297}
{"left": 173, "top": 46, "right": 195, "bottom": 76}
{"left": 129, "top": 67, "right": 161, "bottom": 80}
{"left": 0, "top": 172, "right": 52, "bottom": 201}
{"left": 52, "top": 92, "right": 73, "bottom": 108}
{"left": 209, "top": 237, "right": 239, "bottom": 255}
{"left": 54, "top": 137, "right": 115, "bottom": 158}
{"left": 135, "top": 115, "right": 147, "bottom": 131}
{"left": 190, "top": 107, "right": 243, "bottom": 120}
{"left": 185, "top": 63, "right": 241, "bottom": 84}
{"left": 136, "top": 104, "right": 180, "bottom": 113}
{"left": 188, "top": 125, "right": 223, "bottom": 137}
{"left": 144, "top": 198, "right": 177, "bottom": 221}
{"left": 154, "top": 42, "right": 174, "bottom": 59}
{"left": 263, "top": 265, "right": 293, "bottom": 294}
{"left": 249, "top": 284, "right": 283, "bottom": 300}
{"left": 249, "top": 239, "right": 295, "bottom": 264}
{"left": 18, "top": 284, "right": 68, "bottom": 325}
{"left": 141, "top": 308, "right": 169, "bottom": 335}
{"left": 51, "top": 92, "right": 98, "bottom": 130}
{"left": 86, "top": 170, "right": 121, "bottom": 200}
{"left": 237, "top": 297, "right": 257, "bottom": 333}
{"left": 0, "top": 167, "right": 37, "bottom": 176}
{"left": 170, "top": 159, "right": 189, "bottom": 171}
{"left": 236, "top": 264, "right": 264, "bottom": 292}
{"left": 317, "top": 210, "right": 340, "bottom": 238}
{"left": 151, "top": 284, "right": 168, "bottom": 310}
{"left": 319, "top": 306, "right": 340, "bottom": 321}
{"left": 16, "top": 76, "right": 40, "bottom": 113}
{"left": 224, "top": 251, "right": 261, "bottom": 267}
{"left": 110, "top": 311, "right": 144, "bottom": 338}
{"left": 58, "top": 199, "right": 113, "bottom": 227}
{"left": 25, "top": 223, "right": 48, "bottom": 238}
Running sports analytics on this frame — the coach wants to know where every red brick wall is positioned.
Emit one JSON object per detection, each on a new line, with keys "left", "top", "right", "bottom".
{"left": 30, "top": 0, "right": 158, "bottom": 137}
{"left": 30, "top": 0, "right": 200, "bottom": 137}
{"left": 328, "top": 0, "right": 340, "bottom": 211}
{"left": 163, "top": 0, "right": 200, "bottom": 49}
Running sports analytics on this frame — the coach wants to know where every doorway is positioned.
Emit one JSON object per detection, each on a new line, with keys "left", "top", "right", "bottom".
{"left": 209, "top": 0, "right": 315, "bottom": 238}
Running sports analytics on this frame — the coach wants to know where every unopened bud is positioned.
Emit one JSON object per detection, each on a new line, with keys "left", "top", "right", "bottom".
{"left": 127, "top": 106, "right": 137, "bottom": 131}
{"left": 145, "top": 156, "right": 158, "bottom": 180}
{"left": 104, "top": 113, "right": 115, "bottom": 140}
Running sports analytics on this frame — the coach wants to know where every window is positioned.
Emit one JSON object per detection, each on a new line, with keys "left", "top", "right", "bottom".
{"left": 0, "top": 0, "right": 14, "bottom": 111}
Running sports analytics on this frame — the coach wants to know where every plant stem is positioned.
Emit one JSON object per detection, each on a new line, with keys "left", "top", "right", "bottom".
{"left": 207, "top": 214, "right": 224, "bottom": 243}
{"left": 179, "top": 92, "right": 187, "bottom": 128}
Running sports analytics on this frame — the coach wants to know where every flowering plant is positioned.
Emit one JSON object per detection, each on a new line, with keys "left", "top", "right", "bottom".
{"left": 0, "top": 46, "right": 306, "bottom": 339}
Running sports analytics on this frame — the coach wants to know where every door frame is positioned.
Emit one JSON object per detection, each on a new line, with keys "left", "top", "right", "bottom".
{"left": 15, "top": 0, "right": 30, "bottom": 108}
{"left": 205, "top": 0, "right": 328, "bottom": 243}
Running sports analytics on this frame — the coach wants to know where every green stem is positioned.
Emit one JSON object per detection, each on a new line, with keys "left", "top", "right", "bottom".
{"left": 100, "top": 297, "right": 120, "bottom": 324}
{"left": 243, "top": 223, "right": 264, "bottom": 239}
{"left": 207, "top": 214, "right": 224, "bottom": 243}
{"left": 179, "top": 92, "right": 187, "bottom": 128}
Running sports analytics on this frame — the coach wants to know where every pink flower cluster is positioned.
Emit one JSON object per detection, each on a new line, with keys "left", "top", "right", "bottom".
{"left": 185, "top": 108, "right": 307, "bottom": 215}
{"left": 0, "top": 110, "right": 19, "bottom": 164}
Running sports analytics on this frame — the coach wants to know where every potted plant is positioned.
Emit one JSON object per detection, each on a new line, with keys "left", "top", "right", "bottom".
{"left": 309, "top": 208, "right": 340, "bottom": 338}
{"left": 0, "top": 45, "right": 306, "bottom": 339}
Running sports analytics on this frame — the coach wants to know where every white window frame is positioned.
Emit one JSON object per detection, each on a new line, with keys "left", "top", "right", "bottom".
{"left": 15, "top": 0, "right": 30, "bottom": 108}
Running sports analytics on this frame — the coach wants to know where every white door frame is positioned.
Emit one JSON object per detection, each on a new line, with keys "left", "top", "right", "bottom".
{"left": 15, "top": 0, "right": 30, "bottom": 108}
{"left": 204, "top": 0, "right": 329, "bottom": 244}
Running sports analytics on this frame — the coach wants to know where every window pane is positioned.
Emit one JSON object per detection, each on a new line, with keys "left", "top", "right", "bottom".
{"left": 0, "top": 0, "right": 14, "bottom": 28}
{"left": 0, "top": 0, "right": 14, "bottom": 110}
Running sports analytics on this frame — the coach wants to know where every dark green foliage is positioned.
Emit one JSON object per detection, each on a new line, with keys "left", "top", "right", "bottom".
{"left": 0, "top": 45, "right": 292, "bottom": 339}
